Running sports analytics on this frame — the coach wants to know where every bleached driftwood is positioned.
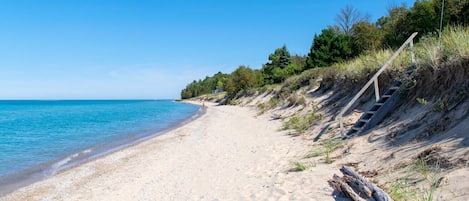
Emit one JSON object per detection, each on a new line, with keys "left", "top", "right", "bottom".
{"left": 329, "top": 166, "right": 393, "bottom": 201}
{"left": 341, "top": 166, "right": 393, "bottom": 201}
{"left": 343, "top": 174, "right": 373, "bottom": 198}
{"left": 331, "top": 174, "right": 367, "bottom": 201}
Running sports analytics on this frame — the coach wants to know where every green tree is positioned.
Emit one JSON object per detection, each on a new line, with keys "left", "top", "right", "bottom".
{"left": 378, "top": 0, "right": 464, "bottom": 48}
{"left": 216, "top": 80, "right": 224, "bottom": 90}
{"left": 433, "top": 0, "right": 469, "bottom": 26}
{"left": 352, "top": 21, "right": 382, "bottom": 52}
{"left": 306, "top": 27, "right": 357, "bottom": 69}
{"left": 212, "top": 72, "right": 229, "bottom": 91}
{"left": 282, "top": 55, "right": 306, "bottom": 76}
{"left": 226, "top": 66, "right": 263, "bottom": 97}
{"left": 181, "top": 80, "right": 201, "bottom": 99}
{"left": 180, "top": 72, "right": 230, "bottom": 99}
{"left": 404, "top": 0, "right": 439, "bottom": 39}
{"left": 460, "top": 1, "right": 469, "bottom": 25}
{"left": 262, "top": 45, "right": 291, "bottom": 84}
{"left": 378, "top": 6, "right": 409, "bottom": 48}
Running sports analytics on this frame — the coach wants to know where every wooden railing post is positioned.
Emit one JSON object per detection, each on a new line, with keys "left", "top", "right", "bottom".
{"left": 410, "top": 40, "right": 416, "bottom": 65}
{"left": 373, "top": 78, "right": 380, "bottom": 102}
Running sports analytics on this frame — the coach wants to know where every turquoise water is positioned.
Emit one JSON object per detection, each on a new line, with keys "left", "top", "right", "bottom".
{"left": 0, "top": 100, "right": 200, "bottom": 192}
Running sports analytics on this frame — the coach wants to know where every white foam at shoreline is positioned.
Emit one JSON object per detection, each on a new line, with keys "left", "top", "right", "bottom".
{"left": 48, "top": 148, "right": 94, "bottom": 176}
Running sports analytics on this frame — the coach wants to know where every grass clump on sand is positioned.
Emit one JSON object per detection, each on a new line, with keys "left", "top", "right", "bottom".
{"left": 290, "top": 160, "right": 317, "bottom": 172}
{"left": 323, "top": 139, "right": 343, "bottom": 164}
{"left": 306, "top": 138, "right": 344, "bottom": 164}
{"left": 292, "top": 161, "right": 308, "bottom": 172}
{"left": 388, "top": 146, "right": 449, "bottom": 201}
{"left": 257, "top": 97, "right": 280, "bottom": 114}
{"left": 416, "top": 26, "right": 469, "bottom": 69}
{"left": 282, "top": 110, "right": 323, "bottom": 134}
{"left": 389, "top": 179, "right": 414, "bottom": 201}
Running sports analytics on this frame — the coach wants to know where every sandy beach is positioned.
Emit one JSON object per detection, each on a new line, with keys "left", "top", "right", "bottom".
{"left": 1, "top": 102, "right": 337, "bottom": 201}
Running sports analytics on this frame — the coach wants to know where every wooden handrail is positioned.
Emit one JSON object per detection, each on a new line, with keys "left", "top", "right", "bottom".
{"left": 337, "top": 32, "right": 418, "bottom": 136}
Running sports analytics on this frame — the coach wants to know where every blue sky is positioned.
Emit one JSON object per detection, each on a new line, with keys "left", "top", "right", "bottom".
{"left": 0, "top": 0, "right": 415, "bottom": 99}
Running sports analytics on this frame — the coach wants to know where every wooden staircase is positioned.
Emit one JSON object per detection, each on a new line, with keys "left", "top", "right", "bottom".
{"left": 336, "top": 32, "right": 418, "bottom": 136}
{"left": 348, "top": 81, "right": 402, "bottom": 135}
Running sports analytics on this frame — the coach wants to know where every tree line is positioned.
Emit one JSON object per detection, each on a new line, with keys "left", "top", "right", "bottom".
{"left": 181, "top": 0, "right": 469, "bottom": 100}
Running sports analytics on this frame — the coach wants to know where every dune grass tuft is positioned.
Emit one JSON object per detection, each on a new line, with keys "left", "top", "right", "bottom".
{"left": 416, "top": 26, "right": 469, "bottom": 69}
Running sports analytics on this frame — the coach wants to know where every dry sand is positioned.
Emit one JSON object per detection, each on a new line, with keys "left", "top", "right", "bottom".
{"left": 1, "top": 102, "right": 338, "bottom": 201}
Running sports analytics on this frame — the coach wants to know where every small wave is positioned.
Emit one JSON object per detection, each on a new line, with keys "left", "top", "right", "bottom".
{"left": 48, "top": 148, "right": 94, "bottom": 176}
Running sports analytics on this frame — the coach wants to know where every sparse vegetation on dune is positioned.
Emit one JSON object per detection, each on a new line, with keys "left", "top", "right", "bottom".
{"left": 182, "top": 1, "right": 469, "bottom": 200}
{"left": 212, "top": 28, "right": 468, "bottom": 200}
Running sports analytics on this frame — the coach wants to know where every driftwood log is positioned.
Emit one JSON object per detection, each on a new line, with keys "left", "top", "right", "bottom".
{"left": 329, "top": 166, "right": 393, "bottom": 201}
{"left": 331, "top": 174, "right": 367, "bottom": 201}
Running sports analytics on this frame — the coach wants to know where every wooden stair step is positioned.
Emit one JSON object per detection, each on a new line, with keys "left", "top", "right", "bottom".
{"left": 359, "top": 119, "right": 370, "bottom": 123}
{"left": 382, "top": 94, "right": 392, "bottom": 98}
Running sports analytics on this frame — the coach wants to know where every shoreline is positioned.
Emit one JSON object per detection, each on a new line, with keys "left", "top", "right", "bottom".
{"left": 1, "top": 102, "right": 336, "bottom": 200}
{"left": 0, "top": 101, "right": 204, "bottom": 197}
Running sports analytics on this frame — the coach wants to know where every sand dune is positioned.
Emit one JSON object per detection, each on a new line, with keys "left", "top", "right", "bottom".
{"left": 1, "top": 102, "right": 337, "bottom": 201}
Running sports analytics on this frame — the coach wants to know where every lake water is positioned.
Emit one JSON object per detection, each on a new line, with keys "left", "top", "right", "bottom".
{"left": 0, "top": 100, "right": 200, "bottom": 194}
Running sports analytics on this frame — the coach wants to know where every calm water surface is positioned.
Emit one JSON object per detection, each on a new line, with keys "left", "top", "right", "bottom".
{"left": 0, "top": 100, "right": 200, "bottom": 192}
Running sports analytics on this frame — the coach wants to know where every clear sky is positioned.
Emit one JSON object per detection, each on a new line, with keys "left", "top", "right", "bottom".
{"left": 0, "top": 0, "right": 415, "bottom": 100}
